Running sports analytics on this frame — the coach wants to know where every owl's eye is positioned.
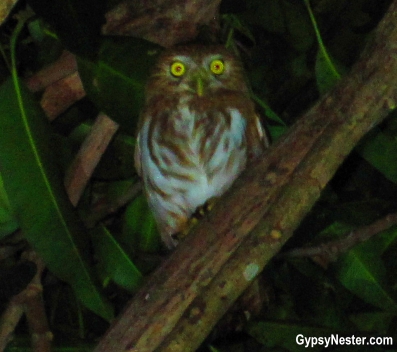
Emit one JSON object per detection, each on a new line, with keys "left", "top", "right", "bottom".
{"left": 210, "top": 59, "right": 225, "bottom": 75}
{"left": 170, "top": 61, "right": 186, "bottom": 77}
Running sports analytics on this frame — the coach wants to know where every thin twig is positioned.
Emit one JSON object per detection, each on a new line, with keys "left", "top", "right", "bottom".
{"left": 282, "top": 212, "right": 397, "bottom": 265}
{"left": 39, "top": 71, "right": 86, "bottom": 121}
{"left": 0, "top": 250, "right": 51, "bottom": 352}
{"left": 25, "top": 50, "right": 77, "bottom": 93}
{"left": 0, "top": 299, "right": 24, "bottom": 350}
{"left": 64, "top": 113, "right": 120, "bottom": 207}
{"left": 22, "top": 251, "right": 52, "bottom": 352}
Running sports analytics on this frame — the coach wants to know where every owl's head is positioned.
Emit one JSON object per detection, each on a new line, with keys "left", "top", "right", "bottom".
{"left": 145, "top": 45, "right": 250, "bottom": 100}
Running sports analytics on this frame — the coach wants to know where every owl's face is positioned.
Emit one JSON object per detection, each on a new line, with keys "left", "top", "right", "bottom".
{"left": 145, "top": 45, "right": 250, "bottom": 101}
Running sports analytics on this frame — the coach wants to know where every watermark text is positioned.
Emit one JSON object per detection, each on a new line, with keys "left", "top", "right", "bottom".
{"left": 296, "top": 334, "right": 393, "bottom": 348}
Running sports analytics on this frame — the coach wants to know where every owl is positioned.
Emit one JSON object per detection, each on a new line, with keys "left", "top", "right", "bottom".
{"left": 134, "top": 45, "right": 268, "bottom": 248}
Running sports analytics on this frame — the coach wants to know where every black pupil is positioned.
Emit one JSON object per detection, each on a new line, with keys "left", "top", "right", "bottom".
{"left": 213, "top": 62, "right": 223, "bottom": 72}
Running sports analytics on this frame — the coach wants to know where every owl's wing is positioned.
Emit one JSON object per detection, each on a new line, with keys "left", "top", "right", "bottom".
{"left": 246, "top": 112, "right": 269, "bottom": 161}
{"left": 254, "top": 113, "right": 270, "bottom": 149}
{"left": 134, "top": 133, "right": 142, "bottom": 176}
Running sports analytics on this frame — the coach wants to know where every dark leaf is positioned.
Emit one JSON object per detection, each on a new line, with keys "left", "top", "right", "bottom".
{"left": 78, "top": 36, "right": 163, "bottom": 135}
{"left": 92, "top": 225, "right": 143, "bottom": 292}
{"left": 0, "top": 77, "right": 112, "bottom": 320}
{"left": 27, "top": 0, "right": 105, "bottom": 55}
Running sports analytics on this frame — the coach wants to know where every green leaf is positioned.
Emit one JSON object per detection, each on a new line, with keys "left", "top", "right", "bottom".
{"left": 316, "top": 221, "right": 353, "bottom": 241}
{"left": 268, "top": 125, "right": 288, "bottom": 142}
{"left": 92, "top": 225, "right": 143, "bottom": 292}
{"left": 222, "top": 14, "right": 256, "bottom": 46}
{"left": 356, "top": 129, "right": 397, "bottom": 184}
{"left": 332, "top": 242, "right": 397, "bottom": 313}
{"left": 0, "top": 77, "right": 112, "bottom": 320}
{"left": 315, "top": 49, "right": 343, "bottom": 95}
{"left": 291, "top": 53, "right": 311, "bottom": 79}
{"left": 123, "top": 194, "right": 161, "bottom": 253}
{"left": 0, "top": 172, "right": 19, "bottom": 239}
{"left": 304, "top": 0, "right": 342, "bottom": 95}
{"left": 252, "top": 94, "right": 286, "bottom": 126}
{"left": 78, "top": 36, "right": 163, "bottom": 135}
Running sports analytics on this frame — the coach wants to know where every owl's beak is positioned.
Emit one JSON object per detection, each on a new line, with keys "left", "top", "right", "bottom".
{"left": 196, "top": 77, "right": 204, "bottom": 97}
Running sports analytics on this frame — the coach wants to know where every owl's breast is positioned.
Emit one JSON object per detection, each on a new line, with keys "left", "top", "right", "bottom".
{"left": 140, "top": 102, "right": 248, "bottom": 227}
{"left": 183, "top": 105, "right": 248, "bottom": 206}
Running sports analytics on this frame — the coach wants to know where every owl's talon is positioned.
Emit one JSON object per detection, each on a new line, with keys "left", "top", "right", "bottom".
{"left": 171, "top": 217, "right": 199, "bottom": 242}
{"left": 171, "top": 198, "right": 218, "bottom": 242}
{"left": 192, "top": 197, "right": 216, "bottom": 219}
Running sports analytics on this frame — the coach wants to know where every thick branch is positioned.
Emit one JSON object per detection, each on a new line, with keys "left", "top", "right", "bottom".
{"left": 0, "top": 0, "right": 18, "bottom": 25}
{"left": 102, "top": 0, "right": 221, "bottom": 47}
{"left": 95, "top": 2, "right": 397, "bottom": 351}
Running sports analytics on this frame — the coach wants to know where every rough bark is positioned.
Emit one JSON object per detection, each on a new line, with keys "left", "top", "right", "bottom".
{"left": 102, "top": 0, "right": 221, "bottom": 47}
{"left": 94, "top": 1, "right": 397, "bottom": 351}
{"left": 64, "top": 113, "right": 119, "bottom": 206}
{"left": 0, "top": 0, "right": 19, "bottom": 25}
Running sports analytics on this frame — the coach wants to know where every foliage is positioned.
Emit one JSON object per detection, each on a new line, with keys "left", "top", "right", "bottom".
{"left": 0, "top": 0, "right": 396, "bottom": 350}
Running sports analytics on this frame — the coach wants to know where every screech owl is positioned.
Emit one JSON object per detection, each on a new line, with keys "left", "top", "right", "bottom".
{"left": 134, "top": 45, "right": 268, "bottom": 248}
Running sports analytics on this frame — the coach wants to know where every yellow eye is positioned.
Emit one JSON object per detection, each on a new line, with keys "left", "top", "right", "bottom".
{"left": 170, "top": 61, "right": 186, "bottom": 77}
{"left": 210, "top": 59, "right": 225, "bottom": 75}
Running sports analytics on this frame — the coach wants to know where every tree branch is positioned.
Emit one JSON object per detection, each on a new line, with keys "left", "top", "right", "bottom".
{"left": 94, "top": 1, "right": 397, "bottom": 351}
{"left": 102, "top": 0, "right": 221, "bottom": 47}
{"left": 0, "top": 0, "right": 19, "bottom": 26}
{"left": 64, "top": 112, "right": 119, "bottom": 206}
{"left": 283, "top": 212, "right": 397, "bottom": 265}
